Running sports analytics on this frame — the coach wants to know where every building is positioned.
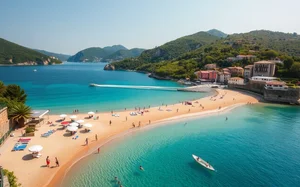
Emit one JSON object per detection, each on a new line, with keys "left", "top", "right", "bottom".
{"left": 228, "top": 77, "right": 244, "bottom": 85}
{"left": 265, "top": 81, "right": 288, "bottom": 91}
{"left": 227, "top": 67, "right": 244, "bottom": 77}
{"left": 218, "top": 71, "right": 231, "bottom": 84}
{"left": 204, "top": 63, "right": 217, "bottom": 70}
{"left": 0, "top": 106, "right": 9, "bottom": 145}
{"left": 250, "top": 76, "right": 279, "bottom": 83}
{"left": 253, "top": 61, "right": 276, "bottom": 77}
{"left": 236, "top": 55, "right": 256, "bottom": 61}
{"left": 195, "top": 70, "right": 218, "bottom": 81}
{"left": 244, "top": 65, "right": 254, "bottom": 79}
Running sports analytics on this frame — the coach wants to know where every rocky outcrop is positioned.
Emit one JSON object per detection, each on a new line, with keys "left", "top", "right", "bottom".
{"left": 104, "top": 64, "right": 115, "bottom": 70}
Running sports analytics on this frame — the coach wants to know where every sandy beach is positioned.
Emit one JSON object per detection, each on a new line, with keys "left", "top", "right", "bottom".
{"left": 0, "top": 89, "right": 259, "bottom": 187}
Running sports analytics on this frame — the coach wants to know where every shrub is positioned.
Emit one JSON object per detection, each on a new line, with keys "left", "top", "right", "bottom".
{"left": 25, "top": 127, "right": 35, "bottom": 133}
{"left": 3, "top": 169, "right": 21, "bottom": 187}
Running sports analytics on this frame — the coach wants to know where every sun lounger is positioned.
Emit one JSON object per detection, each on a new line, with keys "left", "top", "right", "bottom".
{"left": 12, "top": 143, "right": 27, "bottom": 151}
{"left": 19, "top": 138, "right": 31, "bottom": 141}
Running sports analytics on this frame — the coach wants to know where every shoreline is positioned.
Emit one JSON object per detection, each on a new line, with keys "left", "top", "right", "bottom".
{"left": 0, "top": 89, "right": 259, "bottom": 187}
{"left": 51, "top": 102, "right": 246, "bottom": 187}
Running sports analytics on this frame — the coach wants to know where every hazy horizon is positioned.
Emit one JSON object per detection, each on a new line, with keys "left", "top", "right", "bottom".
{"left": 1, "top": 0, "right": 299, "bottom": 55}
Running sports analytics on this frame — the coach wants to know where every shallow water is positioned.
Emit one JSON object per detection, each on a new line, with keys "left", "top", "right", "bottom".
{"left": 0, "top": 63, "right": 205, "bottom": 114}
{"left": 62, "top": 104, "right": 300, "bottom": 187}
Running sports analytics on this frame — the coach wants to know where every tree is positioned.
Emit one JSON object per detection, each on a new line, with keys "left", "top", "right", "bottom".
{"left": 9, "top": 102, "right": 32, "bottom": 127}
{"left": 290, "top": 62, "right": 300, "bottom": 77}
{"left": 262, "top": 50, "right": 278, "bottom": 59}
{"left": 283, "top": 57, "right": 294, "bottom": 70}
{"left": 0, "top": 81, "right": 6, "bottom": 96}
{"left": 2, "top": 84, "right": 27, "bottom": 103}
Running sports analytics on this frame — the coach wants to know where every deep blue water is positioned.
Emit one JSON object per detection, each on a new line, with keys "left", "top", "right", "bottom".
{"left": 0, "top": 63, "right": 204, "bottom": 114}
{"left": 62, "top": 104, "right": 300, "bottom": 187}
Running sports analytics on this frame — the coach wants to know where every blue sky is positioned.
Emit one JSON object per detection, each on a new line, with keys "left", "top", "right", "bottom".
{"left": 0, "top": 0, "right": 299, "bottom": 54}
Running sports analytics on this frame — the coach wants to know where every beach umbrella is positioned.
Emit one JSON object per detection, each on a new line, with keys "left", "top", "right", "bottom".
{"left": 84, "top": 123, "right": 93, "bottom": 128}
{"left": 69, "top": 122, "right": 79, "bottom": 127}
{"left": 88, "top": 111, "right": 95, "bottom": 115}
{"left": 70, "top": 115, "right": 77, "bottom": 119}
{"left": 76, "top": 119, "right": 84, "bottom": 123}
{"left": 28, "top": 145, "right": 43, "bottom": 152}
{"left": 60, "top": 114, "right": 67, "bottom": 118}
{"left": 67, "top": 126, "right": 78, "bottom": 132}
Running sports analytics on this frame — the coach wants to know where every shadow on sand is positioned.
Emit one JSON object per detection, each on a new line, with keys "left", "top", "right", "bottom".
{"left": 22, "top": 154, "right": 34, "bottom": 161}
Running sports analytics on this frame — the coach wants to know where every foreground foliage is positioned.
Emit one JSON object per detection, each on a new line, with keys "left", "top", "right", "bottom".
{"left": 3, "top": 169, "right": 21, "bottom": 187}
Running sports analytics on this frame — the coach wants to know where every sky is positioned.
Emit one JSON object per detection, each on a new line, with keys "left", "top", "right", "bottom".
{"left": 0, "top": 0, "right": 300, "bottom": 55}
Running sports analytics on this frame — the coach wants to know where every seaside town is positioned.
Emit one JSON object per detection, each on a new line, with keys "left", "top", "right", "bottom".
{"left": 187, "top": 55, "right": 300, "bottom": 105}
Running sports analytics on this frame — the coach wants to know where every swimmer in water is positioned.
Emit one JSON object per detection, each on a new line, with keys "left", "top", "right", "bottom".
{"left": 139, "top": 165, "right": 144, "bottom": 170}
{"left": 226, "top": 117, "right": 228, "bottom": 121}
{"left": 114, "top": 176, "right": 118, "bottom": 181}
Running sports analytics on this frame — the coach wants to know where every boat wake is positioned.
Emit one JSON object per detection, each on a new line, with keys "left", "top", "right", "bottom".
{"left": 89, "top": 83, "right": 180, "bottom": 91}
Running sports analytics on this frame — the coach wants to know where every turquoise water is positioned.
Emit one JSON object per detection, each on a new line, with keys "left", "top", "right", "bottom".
{"left": 0, "top": 63, "right": 204, "bottom": 114}
{"left": 62, "top": 104, "right": 300, "bottom": 187}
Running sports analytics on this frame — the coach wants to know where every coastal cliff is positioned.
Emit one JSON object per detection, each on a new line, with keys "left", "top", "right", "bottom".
{"left": 104, "top": 64, "right": 115, "bottom": 70}
{"left": 0, "top": 38, "right": 62, "bottom": 65}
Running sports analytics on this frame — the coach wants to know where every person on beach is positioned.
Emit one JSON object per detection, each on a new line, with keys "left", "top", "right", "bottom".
{"left": 132, "top": 123, "right": 135, "bottom": 128}
{"left": 98, "top": 147, "right": 100, "bottom": 154}
{"left": 149, "top": 120, "right": 151, "bottom": 124}
{"left": 125, "top": 108, "right": 126, "bottom": 110}
{"left": 188, "top": 109, "right": 190, "bottom": 112}
{"left": 46, "top": 156, "right": 50, "bottom": 167}
{"left": 55, "top": 157, "right": 59, "bottom": 167}
{"left": 85, "top": 138, "right": 89, "bottom": 145}
{"left": 139, "top": 165, "right": 144, "bottom": 171}
{"left": 109, "top": 120, "right": 112, "bottom": 125}
{"left": 95, "top": 134, "right": 98, "bottom": 141}
{"left": 138, "top": 121, "right": 141, "bottom": 127}
{"left": 126, "top": 116, "right": 127, "bottom": 121}
{"left": 177, "top": 109, "right": 178, "bottom": 112}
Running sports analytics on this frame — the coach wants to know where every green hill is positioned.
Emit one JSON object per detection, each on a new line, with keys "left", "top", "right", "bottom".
{"left": 109, "top": 30, "right": 300, "bottom": 79}
{"left": 0, "top": 38, "right": 62, "bottom": 65}
{"left": 67, "top": 45, "right": 128, "bottom": 62}
{"left": 102, "top": 48, "right": 145, "bottom": 62}
{"left": 138, "top": 31, "right": 219, "bottom": 63}
{"left": 33, "top": 49, "right": 70, "bottom": 61}
{"left": 207, "top": 29, "right": 227, "bottom": 38}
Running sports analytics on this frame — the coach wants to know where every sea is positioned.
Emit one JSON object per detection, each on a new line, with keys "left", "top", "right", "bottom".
{"left": 0, "top": 62, "right": 204, "bottom": 114}
{"left": 62, "top": 104, "right": 300, "bottom": 187}
{"left": 1, "top": 63, "right": 300, "bottom": 187}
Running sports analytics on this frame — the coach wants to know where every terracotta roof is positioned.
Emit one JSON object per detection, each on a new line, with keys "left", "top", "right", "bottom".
{"left": 266, "top": 81, "right": 286, "bottom": 86}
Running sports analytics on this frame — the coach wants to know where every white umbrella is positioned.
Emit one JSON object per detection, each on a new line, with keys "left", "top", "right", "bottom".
{"left": 28, "top": 145, "right": 43, "bottom": 152}
{"left": 88, "top": 111, "right": 95, "bottom": 115}
{"left": 70, "top": 115, "right": 77, "bottom": 119}
{"left": 69, "top": 122, "right": 79, "bottom": 127}
{"left": 60, "top": 114, "right": 67, "bottom": 118}
{"left": 84, "top": 123, "right": 93, "bottom": 128}
{"left": 67, "top": 126, "right": 78, "bottom": 132}
{"left": 76, "top": 119, "right": 84, "bottom": 123}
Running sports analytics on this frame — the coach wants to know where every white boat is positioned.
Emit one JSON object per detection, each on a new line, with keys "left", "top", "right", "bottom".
{"left": 89, "top": 83, "right": 97, "bottom": 87}
{"left": 192, "top": 154, "right": 215, "bottom": 171}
